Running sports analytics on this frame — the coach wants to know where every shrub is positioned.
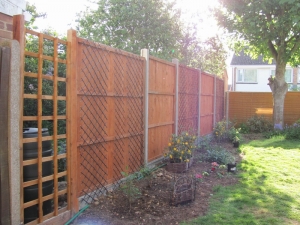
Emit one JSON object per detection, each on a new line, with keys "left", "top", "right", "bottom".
{"left": 196, "top": 136, "right": 212, "bottom": 150}
{"left": 204, "top": 146, "right": 235, "bottom": 165}
{"left": 239, "top": 122, "right": 250, "bottom": 134}
{"left": 246, "top": 115, "right": 273, "bottom": 133}
{"left": 120, "top": 168, "right": 141, "bottom": 210}
{"left": 213, "top": 120, "right": 235, "bottom": 142}
{"left": 164, "top": 132, "right": 197, "bottom": 163}
{"left": 284, "top": 124, "right": 300, "bottom": 140}
{"left": 228, "top": 127, "right": 242, "bottom": 143}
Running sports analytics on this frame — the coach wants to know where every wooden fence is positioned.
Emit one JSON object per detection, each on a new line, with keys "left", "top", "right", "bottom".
{"left": 227, "top": 92, "right": 300, "bottom": 125}
{"left": 13, "top": 15, "right": 224, "bottom": 224}
{"left": 68, "top": 31, "right": 226, "bottom": 211}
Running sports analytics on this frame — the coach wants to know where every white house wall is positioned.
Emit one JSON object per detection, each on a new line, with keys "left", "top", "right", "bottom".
{"left": 232, "top": 65, "right": 293, "bottom": 92}
{"left": 235, "top": 68, "right": 272, "bottom": 92}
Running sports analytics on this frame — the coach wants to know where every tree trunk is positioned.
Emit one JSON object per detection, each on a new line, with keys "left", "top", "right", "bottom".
{"left": 268, "top": 63, "right": 288, "bottom": 129}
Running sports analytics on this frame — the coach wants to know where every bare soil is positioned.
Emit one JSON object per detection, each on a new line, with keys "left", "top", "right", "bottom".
{"left": 71, "top": 141, "right": 243, "bottom": 225}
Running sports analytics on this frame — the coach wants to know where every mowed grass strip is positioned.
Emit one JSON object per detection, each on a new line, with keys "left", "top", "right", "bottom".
{"left": 182, "top": 136, "right": 300, "bottom": 225}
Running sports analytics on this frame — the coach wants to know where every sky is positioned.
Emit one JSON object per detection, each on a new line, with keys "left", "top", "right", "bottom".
{"left": 26, "top": 0, "right": 220, "bottom": 39}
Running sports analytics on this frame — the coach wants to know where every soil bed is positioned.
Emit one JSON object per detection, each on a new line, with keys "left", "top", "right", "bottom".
{"left": 71, "top": 141, "right": 242, "bottom": 225}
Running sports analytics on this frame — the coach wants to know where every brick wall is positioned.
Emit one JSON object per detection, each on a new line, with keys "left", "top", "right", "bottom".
{"left": 0, "top": 12, "right": 13, "bottom": 40}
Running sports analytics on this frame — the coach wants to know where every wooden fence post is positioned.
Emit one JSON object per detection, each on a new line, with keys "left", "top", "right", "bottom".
{"left": 141, "top": 49, "right": 149, "bottom": 166}
{"left": 67, "top": 29, "right": 79, "bottom": 213}
{"left": 12, "top": 14, "right": 24, "bottom": 224}
{"left": 198, "top": 69, "right": 202, "bottom": 136}
{"left": 172, "top": 59, "right": 179, "bottom": 135}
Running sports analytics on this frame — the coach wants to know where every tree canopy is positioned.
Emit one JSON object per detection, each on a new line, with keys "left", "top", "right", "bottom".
{"left": 76, "top": 0, "right": 227, "bottom": 76}
{"left": 216, "top": 0, "right": 300, "bottom": 66}
{"left": 215, "top": 0, "right": 300, "bottom": 126}
{"left": 76, "top": 0, "right": 182, "bottom": 60}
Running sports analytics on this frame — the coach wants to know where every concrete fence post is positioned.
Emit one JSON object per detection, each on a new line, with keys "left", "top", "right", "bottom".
{"left": 213, "top": 74, "right": 217, "bottom": 126}
{"left": 141, "top": 49, "right": 149, "bottom": 166}
{"left": 172, "top": 59, "right": 179, "bottom": 135}
{"left": 226, "top": 91, "right": 229, "bottom": 129}
{"left": 0, "top": 41, "right": 21, "bottom": 225}
{"left": 198, "top": 69, "right": 202, "bottom": 136}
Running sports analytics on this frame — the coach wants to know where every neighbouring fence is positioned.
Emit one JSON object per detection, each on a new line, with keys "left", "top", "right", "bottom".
{"left": 227, "top": 92, "right": 300, "bottom": 125}
{"left": 14, "top": 15, "right": 224, "bottom": 224}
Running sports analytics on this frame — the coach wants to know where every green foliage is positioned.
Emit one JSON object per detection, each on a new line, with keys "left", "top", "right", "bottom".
{"left": 76, "top": 0, "right": 227, "bottom": 75}
{"left": 238, "top": 122, "right": 250, "bottom": 134}
{"left": 179, "top": 34, "right": 227, "bottom": 77}
{"left": 23, "top": 29, "right": 67, "bottom": 135}
{"left": 228, "top": 127, "right": 241, "bottom": 143}
{"left": 246, "top": 115, "right": 273, "bottom": 133}
{"left": 25, "top": 2, "right": 47, "bottom": 30}
{"left": 164, "top": 132, "right": 197, "bottom": 163}
{"left": 120, "top": 168, "right": 141, "bottom": 210}
{"left": 283, "top": 125, "right": 300, "bottom": 140}
{"left": 197, "top": 136, "right": 212, "bottom": 150}
{"left": 215, "top": 0, "right": 300, "bottom": 67}
{"left": 76, "top": 0, "right": 182, "bottom": 61}
{"left": 215, "top": 0, "right": 300, "bottom": 126}
{"left": 213, "top": 120, "right": 235, "bottom": 142}
{"left": 205, "top": 146, "right": 235, "bottom": 165}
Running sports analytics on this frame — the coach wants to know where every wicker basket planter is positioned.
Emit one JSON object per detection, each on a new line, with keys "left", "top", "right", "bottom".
{"left": 165, "top": 161, "right": 188, "bottom": 173}
{"left": 171, "top": 175, "right": 195, "bottom": 206}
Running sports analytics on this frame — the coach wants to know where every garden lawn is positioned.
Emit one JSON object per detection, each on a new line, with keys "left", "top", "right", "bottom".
{"left": 183, "top": 136, "right": 300, "bottom": 225}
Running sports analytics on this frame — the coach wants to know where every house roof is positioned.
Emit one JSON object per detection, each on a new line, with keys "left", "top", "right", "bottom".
{"left": 231, "top": 51, "right": 276, "bottom": 66}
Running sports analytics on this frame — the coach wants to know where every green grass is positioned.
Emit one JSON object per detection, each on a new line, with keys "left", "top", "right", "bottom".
{"left": 182, "top": 136, "right": 300, "bottom": 225}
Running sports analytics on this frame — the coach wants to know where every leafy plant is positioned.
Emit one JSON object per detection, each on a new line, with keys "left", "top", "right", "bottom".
{"left": 213, "top": 120, "right": 235, "bottom": 142}
{"left": 196, "top": 136, "right": 211, "bottom": 150}
{"left": 228, "top": 127, "right": 241, "bottom": 143}
{"left": 284, "top": 124, "right": 300, "bottom": 140}
{"left": 164, "top": 132, "right": 197, "bottom": 163}
{"left": 120, "top": 168, "right": 141, "bottom": 211}
{"left": 205, "top": 146, "right": 235, "bottom": 165}
{"left": 239, "top": 122, "right": 250, "bottom": 134}
{"left": 246, "top": 115, "right": 273, "bottom": 133}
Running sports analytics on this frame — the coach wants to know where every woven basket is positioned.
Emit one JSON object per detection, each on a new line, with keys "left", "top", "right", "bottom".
{"left": 165, "top": 162, "right": 188, "bottom": 173}
{"left": 171, "top": 175, "right": 195, "bottom": 206}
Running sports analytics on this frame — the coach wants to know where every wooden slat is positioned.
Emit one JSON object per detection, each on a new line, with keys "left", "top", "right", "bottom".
{"left": 23, "top": 171, "right": 67, "bottom": 188}
{"left": 24, "top": 72, "right": 67, "bottom": 82}
{"left": 23, "top": 115, "right": 66, "bottom": 121}
{"left": 25, "top": 28, "right": 67, "bottom": 45}
{"left": 24, "top": 209, "right": 70, "bottom": 225}
{"left": 25, "top": 51, "right": 67, "bottom": 64}
{"left": 22, "top": 134, "right": 66, "bottom": 143}
{"left": 67, "top": 29, "right": 79, "bottom": 212}
{"left": 25, "top": 51, "right": 38, "bottom": 58}
{"left": 37, "top": 32, "right": 44, "bottom": 222}
{"left": 23, "top": 93, "right": 66, "bottom": 101}
{"left": 53, "top": 36, "right": 59, "bottom": 215}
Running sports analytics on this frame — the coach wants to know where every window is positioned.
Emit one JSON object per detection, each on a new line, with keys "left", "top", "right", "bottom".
{"left": 298, "top": 68, "right": 300, "bottom": 83}
{"left": 271, "top": 69, "right": 292, "bottom": 83}
{"left": 237, "top": 69, "right": 257, "bottom": 83}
